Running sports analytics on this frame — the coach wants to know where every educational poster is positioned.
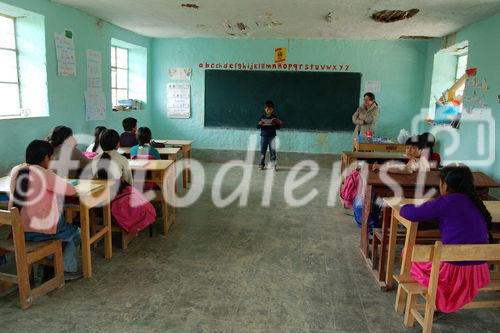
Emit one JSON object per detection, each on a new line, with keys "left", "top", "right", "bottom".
{"left": 54, "top": 33, "right": 76, "bottom": 76}
{"left": 168, "top": 68, "right": 192, "bottom": 80}
{"left": 86, "top": 49, "right": 102, "bottom": 89}
{"left": 167, "top": 83, "right": 191, "bottom": 118}
{"left": 84, "top": 90, "right": 106, "bottom": 121}
{"left": 274, "top": 47, "right": 286, "bottom": 63}
{"left": 364, "top": 80, "right": 381, "bottom": 93}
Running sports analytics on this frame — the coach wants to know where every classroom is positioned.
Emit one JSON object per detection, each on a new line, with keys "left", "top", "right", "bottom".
{"left": 1, "top": 0, "right": 500, "bottom": 332}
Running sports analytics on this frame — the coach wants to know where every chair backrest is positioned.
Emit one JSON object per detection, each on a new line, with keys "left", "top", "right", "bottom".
{"left": 0, "top": 208, "right": 21, "bottom": 227}
{"left": 0, "top": 208, "right": 27, "bottom": 259}
{"left": 411, "top": 241, "right": 499, "bottom": 317}
{"left": 412, "top": 241, "right": 500, "bottom": 262}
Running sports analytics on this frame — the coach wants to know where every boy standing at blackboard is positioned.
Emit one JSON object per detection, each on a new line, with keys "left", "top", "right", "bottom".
{"left": 257, "top": 100, "right": 283, "bottom": 170}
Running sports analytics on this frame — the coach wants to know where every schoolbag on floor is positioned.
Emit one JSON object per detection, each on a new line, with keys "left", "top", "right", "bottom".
{"left": 353, "top": 194, "right": 381, "bottom": 231}
{"left": 111, "top": 186, "right": 157, "bottom": 234}
{"left": 340, "top": 169, "right": 361, "bottom": 209}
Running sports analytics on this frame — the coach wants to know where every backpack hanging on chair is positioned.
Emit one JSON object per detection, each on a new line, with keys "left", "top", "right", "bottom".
{"left": 111, "top": 185, "right": 157, "bottom": 234}
{"left": 340, "top": 169, "right": 361, "bottom": 209}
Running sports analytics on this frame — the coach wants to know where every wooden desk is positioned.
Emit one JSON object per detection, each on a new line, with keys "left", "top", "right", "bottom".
{"left": 128, "top": 160, "right": 175, "bottom": 235}
{"left": 384, "top": 199, "right": 500, "bottom": 310}
{"left": 118, "top": 147, "right": 180, "bottom": 161}
{"left": 360, "top": 170, "right": 499, "bottom": 288}
{"left": 119, "top": 147, "right": 181, "bottom": 193}
{"left": 353, "top": 139, "right": 406, "bottom": 153}
{"left": 0, "top": 177, "right": 112, "bottom": 279}
{"left": 340, "top": 151, "right": 408, "bottom": 178}
{"left": 155, "top": 140, "right": 193, "bottom": 189}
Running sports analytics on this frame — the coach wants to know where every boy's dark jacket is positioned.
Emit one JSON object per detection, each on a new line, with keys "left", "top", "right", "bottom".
{"left": 257, "top": 114, "right": 283, "bottom": 137}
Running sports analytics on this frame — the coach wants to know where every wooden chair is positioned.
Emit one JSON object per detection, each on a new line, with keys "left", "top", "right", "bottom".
{"left": 0, "top": 208, "right": 64, "bottom": 309}
{"left": 396, "top": 241, "right": 500, "bottom": 333}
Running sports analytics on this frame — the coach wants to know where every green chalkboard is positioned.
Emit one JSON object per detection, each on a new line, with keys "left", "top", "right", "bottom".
{"left": 204, "top": 70, "right": 361, "bottom": 131}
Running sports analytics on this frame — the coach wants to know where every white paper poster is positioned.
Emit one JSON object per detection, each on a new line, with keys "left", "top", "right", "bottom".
{"left": 167, "top": 83, "right": 191, "bottom": 118}
{"left": 86, "top": 49, "right": 102, "bottom": 89}
{"left": 364, "top": 80, "right": 381, "bottom": 93}
{"left": 55, "top": 33, "right": 76, "bottom": 76}
{"left": 168, "top": 68, "right": 192, "bottom": 80}
{"left": 85, "top": 90, "right": 106, "bottom": 121}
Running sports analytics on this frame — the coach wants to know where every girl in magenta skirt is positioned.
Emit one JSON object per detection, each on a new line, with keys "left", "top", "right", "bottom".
{"left": 400, "top": 164, "right": 492, "bottom": 313}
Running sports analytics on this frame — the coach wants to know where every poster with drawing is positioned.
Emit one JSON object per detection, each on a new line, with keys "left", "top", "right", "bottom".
{"left": 55, "top": 33, "right": 76, "bottom": 76}
{"left": 167, "top": 83, "right": 191, "bottom": 118}
{"left": 168, "top": 68, "right": 192, "bottom": 80}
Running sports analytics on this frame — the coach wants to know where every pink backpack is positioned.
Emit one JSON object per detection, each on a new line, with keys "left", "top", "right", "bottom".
{"left": 111, "top": 186, "right": 157, "bottom": 234}
{"left": 83, "top": 151, "right": 98, "bottom": 160}
{"left": 340, "top": 169, "right": 361, "bottom": 209}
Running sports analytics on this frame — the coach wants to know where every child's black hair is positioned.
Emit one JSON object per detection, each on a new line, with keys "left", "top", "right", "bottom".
{"left": 440, "top": 164, "right": 493, "bottom": 243}
{"left": 122, "top": 117, "right": 137, "bottom": 132}
{"left": 92, "top": 126, "right": 107, "bottom": 152}
{"left": 99, "top": 129, "right": 120, "bottom": 151}
{"left": 136, "top": 127, "right": 152, "bottom": 146}
{"left": 13, "top": 140, "right": 54, "bottom": 210}
{"left": 419, "top": 132, "right": 436, "bottom": 159}
{"left": 96, "top": 129, "right": 127, "bottom": 191}
{"left": 265, "top": 100, "right": 274, "bottom": 108}
{"left": 405, "top": 135, "right": 423, "bottom": 149}
{"left": 47, "top": 126, "right": 73, "bottom": 148}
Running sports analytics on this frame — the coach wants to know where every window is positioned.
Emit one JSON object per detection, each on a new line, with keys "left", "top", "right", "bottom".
{"left": 456, "top": 54, "right": 468, "bottom": 80}
{"left": 455, "top": 54, "right": 468, "bottom": 97}
{"left": 111, "top": 46, "right": 129, "bottom": 107}
{"left": 0, "top": 14, "right": 21, "bottom": 117}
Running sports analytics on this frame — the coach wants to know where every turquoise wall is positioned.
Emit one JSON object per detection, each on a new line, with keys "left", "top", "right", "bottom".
{"left": 1, "top": 0, "right": 498, "bottom": 194}
{"left": 421, "top": 12, "right": 500, "bottom": 194}
{"left": 151, "top": 38, "right": 429, "bottom": 153}
{"left": 0, "top": 0, "right": 152, "bottom": 174}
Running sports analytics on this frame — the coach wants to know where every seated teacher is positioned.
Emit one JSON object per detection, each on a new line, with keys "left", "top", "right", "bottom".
{"left": 352, "top": 92, "right": 380, "bottom": 137}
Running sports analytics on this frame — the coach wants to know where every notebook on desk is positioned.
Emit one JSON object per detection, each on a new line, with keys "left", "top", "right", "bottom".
{"left": 128, "top": 160, "right": 149, "bottom": 167}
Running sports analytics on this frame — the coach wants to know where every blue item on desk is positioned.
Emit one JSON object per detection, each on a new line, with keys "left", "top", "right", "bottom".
{"left": 67, "top": 180, "right": 79, "bottom": 186}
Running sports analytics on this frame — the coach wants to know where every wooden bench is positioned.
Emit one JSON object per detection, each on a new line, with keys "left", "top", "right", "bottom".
{"left": 395, "top": 241, "right": 500, "bottom": 333}
{"left": 0, "top": 208, "right": 64, "bottom": 309}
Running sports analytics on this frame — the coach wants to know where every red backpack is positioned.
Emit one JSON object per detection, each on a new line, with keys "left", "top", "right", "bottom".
{"left": 340, "top": 169, "right": 361, "bottom": 209}
{"left": 111, "top": 186, "right": 157, "bottom": 234}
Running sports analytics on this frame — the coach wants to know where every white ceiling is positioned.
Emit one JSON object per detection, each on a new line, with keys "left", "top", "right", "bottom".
{"left": 52, "top": 0, "right": 500, "bottom": 39}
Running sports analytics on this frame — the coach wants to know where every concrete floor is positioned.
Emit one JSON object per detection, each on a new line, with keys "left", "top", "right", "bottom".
{"left": 1, "top": 162, "right": 499, "bottom": 332}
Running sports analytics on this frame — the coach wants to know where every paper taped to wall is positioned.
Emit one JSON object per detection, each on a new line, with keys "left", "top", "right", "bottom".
{"left": 55, "top": 33, "right": 76, "bottom": 77}
{"left": 167, "top": 83, "right": 191, "bottom": 118}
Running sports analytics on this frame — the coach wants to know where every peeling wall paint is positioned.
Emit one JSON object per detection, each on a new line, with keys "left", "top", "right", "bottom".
{"left": 420, "top": 12, "right": 500, "bottom": 196}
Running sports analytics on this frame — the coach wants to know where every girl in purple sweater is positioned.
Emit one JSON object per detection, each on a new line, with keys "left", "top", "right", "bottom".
{"left": 400, "top": 164, "right": 492, "bottom": 313}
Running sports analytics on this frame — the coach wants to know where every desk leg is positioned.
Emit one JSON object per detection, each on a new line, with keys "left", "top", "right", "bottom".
{"left": 385, "top": 211, "right": 398, "bottom": 289}
{"left": 103, "top": 202, "right": 112, "bottom": 260}
{"left": 378, "top": 206, "right": 391, "bottom": 287}
{"left": 360, "top": 185, "right": 373, "bottom": 258}
{"left": 395, "top": 222, "right": 418, "bottom": 314}
{"left": 161, "top": 171, "right": 170, "bottom": 235}
{"left": 161, "top": 195, "right": 169, "bottom": 235}
{"left": 186, "top": 147, "right": 192, "bottom": 183}
{"left": 80, "top": 204, "right": 92, "bottom": 279}
{"left": 181, "top": 147, "right": 188, "bottom": 189}
{"left": 170, "top": 165, "right": 176, "bottom": 218}
{"left": 168, "top": 155, "right": 178, "bottom": 193}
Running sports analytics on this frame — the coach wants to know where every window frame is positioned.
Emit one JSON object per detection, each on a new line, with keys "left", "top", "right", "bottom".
{"left": 110, "top": 45, "right": 129, "bottom": 107}
{"left": 0, "top": 13, "right": 22, "bottom": 118}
